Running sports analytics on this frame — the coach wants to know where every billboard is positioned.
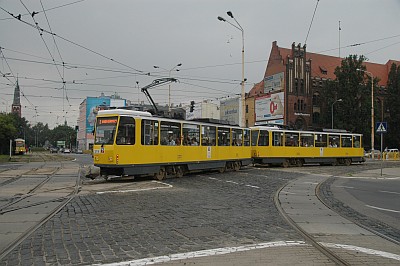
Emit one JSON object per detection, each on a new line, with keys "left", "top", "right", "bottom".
{"left": 255, "top": 92, "right": 284, "bottom": 124}
{"left": 220, "top": 97, "right": 240, "bottom": 126}
{"left": 86, "top": 97, "right": 111, "bottom": 133}
{"left": 264, "top": 72, "right": 284, "bottom": 93}
{"left": 110, "top": 99, "right": 126, "bottom": 108}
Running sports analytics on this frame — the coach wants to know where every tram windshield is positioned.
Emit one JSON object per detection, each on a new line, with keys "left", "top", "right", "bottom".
{"left": 15, "top": 139, "right": 25, "bottom": 147}
{"left": 95, "top": 116, "right": 118, "bottom": 145}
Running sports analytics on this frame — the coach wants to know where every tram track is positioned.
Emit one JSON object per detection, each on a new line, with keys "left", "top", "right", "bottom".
{"left": 274, "top": 183, "right": 351, "bottom": 266}
{"left": 0, "top": 158, "right": 81, "bottom": 261}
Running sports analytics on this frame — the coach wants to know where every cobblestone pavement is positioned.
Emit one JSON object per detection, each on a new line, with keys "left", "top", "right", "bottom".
{"left": 1, "top": 161, "right": 399, "bottom": 265}
{"left": 1, "top": 167, "right": 304, "bottom": 265}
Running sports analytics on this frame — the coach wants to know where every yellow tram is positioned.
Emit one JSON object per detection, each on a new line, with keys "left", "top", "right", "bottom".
{"left": 93, "top": 109, "right": 252, "bottom": 180}
{"left": 14, "top": 138, "right": 26, "bottom": 155}
{"left": 250, "top": 126, "right": 365, "bottom": 167}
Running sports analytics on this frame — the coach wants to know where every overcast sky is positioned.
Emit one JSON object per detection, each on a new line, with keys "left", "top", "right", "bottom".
{"left": 1, "top": 0, "right": 399, "bottom": 128}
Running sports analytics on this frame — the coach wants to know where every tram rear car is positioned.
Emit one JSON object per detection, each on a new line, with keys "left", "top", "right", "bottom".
{"left": 251, "top": 126, "right": 364, "bottom": 167}
{"left": 93, "top": 109, "right": 252, "bottom": 180}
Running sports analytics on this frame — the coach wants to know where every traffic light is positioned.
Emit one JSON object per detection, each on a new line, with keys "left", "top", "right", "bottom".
{"left": 190, "top": 101, "right": 195, "bottom": 112}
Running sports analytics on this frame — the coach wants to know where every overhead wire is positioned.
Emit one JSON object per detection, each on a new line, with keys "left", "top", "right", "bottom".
{"left": 317, "top": 34, "right": 400, "bottom": 54}
{"left": 304, "top": 0, "right": 320, "bottom": 45}
{"left": 0, "top": 6, "right": 145, "bottom": 75}
{"left": 0, "top": 0, "right": 88, "bottom": 21}
{"left": 39, "top": 0, "right": 71, "bottom": 110}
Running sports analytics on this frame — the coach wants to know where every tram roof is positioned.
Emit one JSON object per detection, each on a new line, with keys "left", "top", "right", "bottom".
{"left": 97, "top": 109, "right": 153, "bottom": 117}
{"left": 250, "top": 126, "right": 362, "bottom": 135}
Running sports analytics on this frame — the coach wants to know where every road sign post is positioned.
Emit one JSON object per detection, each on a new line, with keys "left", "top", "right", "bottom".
{"left": 376, "top": 122, "right": 387, "bottom": 176}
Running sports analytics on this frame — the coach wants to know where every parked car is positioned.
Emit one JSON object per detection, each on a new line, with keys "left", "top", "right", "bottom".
{"left": 364, "top": 149, "right": 381, "bottom": 158}
{"left": 50, "top": 147, "right": 58, "bottom": 153}
{"left": 76, "top": 149, "right": 83, "bottom": 154}
{"left": 63, "top": 148, "right": 71, "bottom": 153}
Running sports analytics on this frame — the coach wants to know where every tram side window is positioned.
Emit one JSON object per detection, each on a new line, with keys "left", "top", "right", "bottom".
{"left": 353, "top": 135, "right": 361, "bottom": 148}
{"left": 202, "top": 126, "right": 216, "bottom": 146}
{"left": 300, "top": 133, "right": 314, "bottom": 147}
{"left": 160, "top": 122, "right": 181, "bottom": 146}
{"left": 218, "top": 127, "right": 230, "bottom": 146}
{"left": 183, "top": 123, "right": 200, "bottom": 146}
{"left": 115, "top": 116, "right": 135, "bottom": 145}
{"left": 273, "top": 132, "right": 283, "bottom": 146}
{"left": 329, "top": 135, "right": 340, "bottom": 147}
{"left": 315, "top": 134, "right": 327, "bottom": 147}
{"left": 243, "top": 129, "right": 250, "bottom": 146}
{"left": 251, "top": 130, "right": 259, "bottom": 146}
{"left": 141, "top": 120, "right": 159, "bottom": 145}
{"left": 341, "top": 135, "right": 352, "bottom": 147}
{"left": 285, "top": 132, "right": 299, "bottom": 147}
{"left": 258, "top": 130, "right": 269, "bottom": 146}
{"left": 232, "top": 129, "right": 243, "bottom": 146}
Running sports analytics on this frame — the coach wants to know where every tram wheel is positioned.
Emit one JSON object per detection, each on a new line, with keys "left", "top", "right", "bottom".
{"left": 233, "top": 161, "right": 241, "bottom": 171}
{"left": 154, "top": 167, "right": 166, "bottom": 180}
{"left": 296, "top": 159, "right": 304, "bottom": 167}
{"left": 344, "top": 158, "right": 352, "bottom": 166}
{"left": 331, "top": 159, "right": 339, "bottom": 166}
{"left": 218, "top": 164, "right": 227, "bottom": 173}
{"left": 175, "top": 166, "right": 184, "bottom": 178}
{"left": 282, "top": 160, "right": 290, "bottom": 168}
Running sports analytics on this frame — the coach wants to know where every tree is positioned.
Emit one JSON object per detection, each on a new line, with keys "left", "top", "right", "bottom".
{"left": 0, "top": 113, "right": 18, "bottom": 154}
{"left": 323, "top": 55, "right": 373, "bottom": 148}
{"left": 386, "top": 63, "right": 400, "bottom": 148}
{"left": 31, "top": 122, "right": 51, "bottom": 147}
{"left": 50, "top": 125, "right": 77, "bottom": 149}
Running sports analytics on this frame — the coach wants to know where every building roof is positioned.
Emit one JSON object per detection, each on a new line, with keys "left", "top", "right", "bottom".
{"left": 249, "top": 41, "right": 399, "bottom": 96}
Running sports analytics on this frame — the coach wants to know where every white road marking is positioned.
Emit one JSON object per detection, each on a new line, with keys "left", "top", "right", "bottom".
{"left": 379, "top": 190, "right": 400, "bottom": 195}
{"left": 365, "top": 204, "right": 400, "bottom": 213}
{"left": 245, "top": 184, "right": 260, "bottom": 189}
{"left": 95, "top": 241, "right": 308, "bottom": 266}
{"left": 208, "top": 177, "right": 259, "bottom": 189}
{"left": 96, "top": 181, "right": 172, "bottom": 194}
{"left": 321, "top": 242, "right": 400, "bottom": 261}
{"left": 335, "top": 185, "right": 354, "bottom": 189}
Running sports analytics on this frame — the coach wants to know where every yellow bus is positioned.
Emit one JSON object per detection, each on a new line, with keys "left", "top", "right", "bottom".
{"left": 251, "top": 126, "right": 364, "bottom": 167}
{"left": 93, "top": 109, "right": 252, "bottom": 180}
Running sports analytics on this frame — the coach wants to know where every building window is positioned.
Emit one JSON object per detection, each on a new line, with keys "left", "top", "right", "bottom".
{"left": 313, "top": 112, "right": 320, "bottom": 124}
{"left": 246, "top": 104, "right": 249, "bottom": 113}
{"left": 313, "top": 93, "right": 320, "bottom": 106}
{"left": 319, "top": 66, "right": 328, "bottom": 75}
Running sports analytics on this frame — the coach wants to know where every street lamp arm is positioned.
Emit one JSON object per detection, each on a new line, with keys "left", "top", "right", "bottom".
{"left": 218, "top": 16, "right": 242, "bottom": 32}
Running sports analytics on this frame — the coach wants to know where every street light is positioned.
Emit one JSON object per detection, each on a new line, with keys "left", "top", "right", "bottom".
{"left": 153, "top": 63, "right": 182, "bottom": 114}
{"left": 357, "top": 68, "right": 375, "bottom": 159}
{"left": 331, "top": 99, "right": 342, "bottom": 129}
{"left": 218, "top": 11, "right": 245, "bottom": 127}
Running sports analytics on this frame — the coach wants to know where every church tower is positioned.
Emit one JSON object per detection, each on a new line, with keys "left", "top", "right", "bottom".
{"left": 12, "top": 80, "right": 21, "bottom": 117}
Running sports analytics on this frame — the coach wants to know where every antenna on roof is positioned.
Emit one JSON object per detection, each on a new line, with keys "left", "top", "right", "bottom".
{"left": 339, "top": 20, "right": 341, "bottom": 58}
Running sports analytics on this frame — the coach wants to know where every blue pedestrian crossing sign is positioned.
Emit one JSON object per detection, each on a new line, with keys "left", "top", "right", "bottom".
{"left": 376, "top": 122, "right": 387, "bottom": 133}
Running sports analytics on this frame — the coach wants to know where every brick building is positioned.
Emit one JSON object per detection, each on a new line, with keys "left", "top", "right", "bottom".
{"left": 249, "top": 41, "right": 399, "bottom": 130}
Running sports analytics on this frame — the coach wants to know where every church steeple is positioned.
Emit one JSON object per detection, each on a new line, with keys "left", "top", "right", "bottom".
{"left": 12, "top": 79, "right": 21, "bottom": 117}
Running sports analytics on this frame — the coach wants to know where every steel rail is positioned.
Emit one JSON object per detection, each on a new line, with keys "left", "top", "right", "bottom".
{"left": 274, "top": 182, "right": 351, "bottom": 266}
